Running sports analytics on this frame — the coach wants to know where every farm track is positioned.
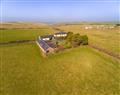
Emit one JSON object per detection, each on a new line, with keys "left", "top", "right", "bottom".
{"left": 89, "top": 44, "right": 120, "bottom": 60}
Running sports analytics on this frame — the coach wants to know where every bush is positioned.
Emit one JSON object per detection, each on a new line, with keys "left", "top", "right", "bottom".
{"left": 66, "top": 32, "right": 88, "bottom": 47}
{"left": 71, "top": 33, "right": 81, "bottom": 47}
{"left": 64, "top": 42, "right": 72, "bottom": 49}
{"left": 66, "top": 32, "right": 73, "bottom": 42}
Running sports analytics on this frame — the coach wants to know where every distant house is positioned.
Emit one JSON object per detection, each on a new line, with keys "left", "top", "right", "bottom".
{"left": 85, "top": 26, "right": 93, "bottom": 29}
{"left": 40, "top": 35, "right": 54, "bottom": 41}
{"left": 54, "top": 32, "right": 67, "bottom": 38}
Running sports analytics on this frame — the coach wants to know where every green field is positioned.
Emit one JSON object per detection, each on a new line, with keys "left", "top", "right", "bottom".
{"left": 56, "top": 25, "right": 120, "bottom": 56}
{"left": 0, "top": 28, "right": 54, "bottom": 42}
{"left": 0, "top": 43, "right": 120, "bottom": 95}
{"left": 0, "top": 23, "right": 120, "bottom": 95}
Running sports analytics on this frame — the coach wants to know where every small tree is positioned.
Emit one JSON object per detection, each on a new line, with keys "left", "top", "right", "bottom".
{"left": 66, "top": 32, "right": 73, "bottom": 42}
{"left": 71, "top": 33, "right": 81, "bottom": 47}
{"left": 80, "top": 35, "right": 88, "bottom": 45}
{"left": 65, "top": 32, "right": 88, "bottom": 48}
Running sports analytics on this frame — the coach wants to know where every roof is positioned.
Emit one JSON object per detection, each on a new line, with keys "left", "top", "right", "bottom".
{"left": 41, "top": 35, "right": 54, "bottom": 39}
{"left": 37, "top": 39, "right": 50, "bottom": 51}
{"left": 55, "top": 31, "right": 67, "bottom": 35}
{"left": 47, "top": 42, "right": 57, "bottom": 48}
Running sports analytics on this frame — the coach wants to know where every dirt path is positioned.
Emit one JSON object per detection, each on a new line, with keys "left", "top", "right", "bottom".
{"left": 89, "top": 44, "right": 120, "bottom": 60}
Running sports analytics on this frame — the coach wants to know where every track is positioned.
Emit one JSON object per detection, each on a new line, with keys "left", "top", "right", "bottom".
{"left": 89, "top": 44, "right": 120, "bottom": 60}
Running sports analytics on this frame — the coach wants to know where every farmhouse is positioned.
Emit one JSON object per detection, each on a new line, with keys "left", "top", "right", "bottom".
{"left": 54, "top": 32, "right": 67, "bottom": 38}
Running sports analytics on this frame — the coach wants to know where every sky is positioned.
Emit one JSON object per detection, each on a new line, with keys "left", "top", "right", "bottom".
{"left": 0, "top": 0, "right": 119, "bottom": 23}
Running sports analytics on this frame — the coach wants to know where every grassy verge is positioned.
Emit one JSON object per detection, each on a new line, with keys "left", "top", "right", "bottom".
{"left": 0, "top": 43, "right": 120, "bottom": 95}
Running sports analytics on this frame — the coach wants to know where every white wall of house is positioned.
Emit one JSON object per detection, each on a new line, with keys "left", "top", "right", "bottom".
{"left": 42, "top": 38, "right": 50, "bottom": 41}
{"left": 54, "top": 34, "right": 67, "bottom": 37}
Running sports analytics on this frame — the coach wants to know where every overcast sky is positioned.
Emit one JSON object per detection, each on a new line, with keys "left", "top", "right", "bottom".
{"left": 1, "top": 0, "right": 119, "bottom": 23}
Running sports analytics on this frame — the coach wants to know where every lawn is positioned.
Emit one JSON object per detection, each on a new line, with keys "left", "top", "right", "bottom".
{"left": 0, "top": 28, "right": 55, "bottom": 42}
{"left": 56, "top": 25, "right": 120, "bottom": 56}
{"left": 0, "top": 43, "right": 120, "bottom": 95}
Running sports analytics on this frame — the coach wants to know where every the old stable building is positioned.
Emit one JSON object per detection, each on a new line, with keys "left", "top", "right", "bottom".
{"left": 37, "top": 38, "right": 54, "bottom": 54}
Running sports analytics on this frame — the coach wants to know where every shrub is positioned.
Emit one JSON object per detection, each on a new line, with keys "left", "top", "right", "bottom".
{"left": 65, "top": 32, "right": 88, "bottom": 47}
{"left": 64, "top": 42, "right": 72, "bottom": 49}
{"left": 71, "top": 33, "right": 81, "bottom": 47}
{"left": 66, "top": 32, "right": 73, "bottom": 42}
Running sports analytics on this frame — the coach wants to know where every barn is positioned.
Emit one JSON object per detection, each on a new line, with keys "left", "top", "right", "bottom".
{"left": 40, "top": 35, "right": 54, "bottom": 41}
{"left": 36, "top": 38, "right": 54, "bottom": 54}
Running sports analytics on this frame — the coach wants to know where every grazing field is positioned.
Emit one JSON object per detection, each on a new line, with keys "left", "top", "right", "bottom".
{"left": 0, "top": 28, "right": 54, "bottom": 42}
{"left": 0, "top": 29, "right": 55, "bottom": 42}
{"left": 56, "top": 25, "right": 120, "bottom": 56}
{"left": 0, "top": 43, "right": 120, "bottom": 95}
{"left": 0, "top": 22, "right": 50, "bottom": 29}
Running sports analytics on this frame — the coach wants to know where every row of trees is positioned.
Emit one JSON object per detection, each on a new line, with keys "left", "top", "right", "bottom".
{"left": 65, "top": 32, "right": 88, "bottom": 48}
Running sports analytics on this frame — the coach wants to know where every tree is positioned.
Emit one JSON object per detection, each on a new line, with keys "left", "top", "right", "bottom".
{"left": 80, "top": 35, "right": 88, "bottom": 45}
{"left": 65, "top": 32, "right": 88, "bottom": 48}
{"left": 71, "top": 33, "right": 81, "bottom": 47}
{"left": 66, "top": 32, "right": 73, "bottom": 42}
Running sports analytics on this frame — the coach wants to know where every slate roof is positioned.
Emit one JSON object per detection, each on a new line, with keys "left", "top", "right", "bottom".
{"left": 41, "top": 35, "right": 54, "bottom": 39}
{"left": 37, "top": 39, "right": 50, "bottom": 51}
{"left": 55, "top": 32, "right": 67, "bottom": 35}
{"left": 47, "top": 42, "right": 57, "bottom": 48}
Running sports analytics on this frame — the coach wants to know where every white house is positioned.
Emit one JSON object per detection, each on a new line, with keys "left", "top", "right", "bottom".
{"left": 54, "top": 32, "right": 67, "bottom": 37}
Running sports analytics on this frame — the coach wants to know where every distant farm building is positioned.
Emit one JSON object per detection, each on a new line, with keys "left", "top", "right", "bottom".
{"left": 85, "top": 26, "right": 93, "bottom": 29}
{"left": 54, "top": 32, "right": 67, "bottom": 38}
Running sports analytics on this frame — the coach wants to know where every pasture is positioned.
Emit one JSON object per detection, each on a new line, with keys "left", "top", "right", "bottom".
{"left": 0, "top": 28, "right": 54, "bottom": 43}
{"left": 0, "top": 43, "right": 120, "bottom": 95}
{"left": 56, "top": 25, "right": 120, "bottom": 57}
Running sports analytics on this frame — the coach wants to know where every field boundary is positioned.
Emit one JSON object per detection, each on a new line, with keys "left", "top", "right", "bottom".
{"left": 0, "top": 40, "right": 35, "bottom": 45}
{"left": 89, "top": 44, "right": 120, "bottom": 60}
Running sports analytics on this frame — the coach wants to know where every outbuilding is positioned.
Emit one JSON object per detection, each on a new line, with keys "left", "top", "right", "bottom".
{"left": 40, "top": 35, "right": 54, "bottom": 41}
{"left": 36, "top": 38, "right": 54, "bottom": 54}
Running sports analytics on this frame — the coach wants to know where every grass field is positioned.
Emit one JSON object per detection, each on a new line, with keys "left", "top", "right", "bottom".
{"left": 0, "top": 43, "right": 120, "bottom": 95}
{"left": 0, "top": 28, "right": 55, "bottom": 42}
{"left": 56, "top": 25, "right": 120, "bottom": 56}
